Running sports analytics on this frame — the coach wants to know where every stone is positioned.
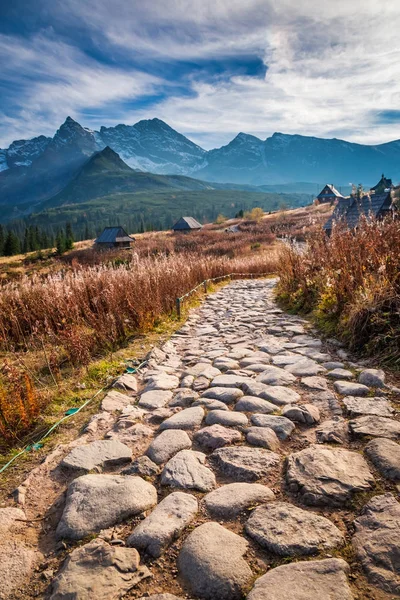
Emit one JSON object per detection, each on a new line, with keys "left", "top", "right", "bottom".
{"left": 352, "top": 494, "right": 400, "bottom": 595}
{"left": 0, "top": 508, "right": 37, "bottom": 600}
{"left": 180, "top": 375, "right": 194, "bottom": 388}
{"left": 186, "top": 363, "right": 221, "bottom": 379}
{"left": 146, "top": 429, "right": 192, "bottom": 465}
{"left": 168, "top": 389, "right": 199, "bottom": 407}
{"left": 334, "top": 381, "right": 369, "bottom": 396}
{"left": 193, "top": 398, "right": 229, "bottom": 410}
{"left": 214, "top": 357, "right": 240, "bottom": 371}
{"left": 122, "top": 455, "right": 160, "bottom": 477}
{"left": 211, "top": 374, "right": 252, "bottom": 388}
{"left": 194, "top": 425, "right": 242, "bottom": 451}
{"left": 192, "top": 376, "right": 210, "bottom": 392}
{"left": 178, "top": 522, "right": 253, "bottom": 600}
{"left": 205, "top": 409, "right": 248, "bottom": 428}
{"left": 101, "top": 390, "right": 132, "bottom": 412}
{"left": 292, "top": 334, "right": 322, "bottom": 347}
{"left": 61, "top": 440, "right": 132, "bottom": 473}
{"left": 253, "top": 383, "right": 301, "bottom": 406}
{"left": 316, "top": 417, "right": 348, "bottom": 444}
{"left": 284, "top": 358, "right": 325, "bottom": 377}
{"left": 349, "top": 415, "right": 400, "bottom": 439}
{"left": 364, "top": 438, "right": 400, "bottom": 481}
{"left": 327, "top": 368, "right": 354, "bottom": 380}
{"left": 323, "top": 361, "right": 345, "bottom": 370}
{"left": 250, "top": 414, "right": 295, "bottom": 440}
{"left": 144, "top": 373, "right": 180, "bottom": 391}
{"left": 201, "top": 386, "right": 244, "bottom": 404}
{"left": 211, "top": 446, "right": 280, "bottom": 481}
{"left": 138, "top": 390, "right": 173, "bottom": 409}
{"left": 56, "top": 475, "right": 157, "bottom": 540}
{"left": 137, "top": 596, "right": 183, "bottom": 600}
{"left": 256, "top": 366, "right": 296, "bottom": 386}
{"left": 127, "top": 492, "right": 198, "bottom": 557}
{"left": 247, "top": 558, "right": 353, "bottom": 600}
{"left": 105, "top": 423, "right": 153, "bottom": 446}
{"left": 84, "top": 411, "right": 114, "bottom": 434}
{"left": 235, "top": 396, "right": 277, "bottom": 413}
{"left": 204, "top": 482, "right": 275, "bottom": 519}
{"left": 359, "top": 368, "right": 386, "bottom": 388}
{"left": 244, "top": 363, "right": 276, "bottom": 373}
{"left": 246, "top": 427, "right": 280, "bottom": 451}
{"left": 245, "top": 502, "right": 344, "bottom": 555}
{"left": 343, "top": 396, "right": 394, "bottom": 418}
{"left": 50, "top": 539, "right": 150, "bottom": 600}
{"left": 286, "top": 445, "right": 374, "bottom": 506}
{"left": 272, "top": 353, "right": 307, "bottom": 366}
{"left": 161, "top": 450, "right": 216, "bottom": 492}
{"left": 281, "top": 403, "right": 320, "bottom": 425}
{"left": 113, "top": 373, "right": 138, "bottom": 392}
{"left": 159, "top": 406, "right": 204, "bottom": 431}
{"left": 301, "top": 376, "right": 328, "bottom": 390}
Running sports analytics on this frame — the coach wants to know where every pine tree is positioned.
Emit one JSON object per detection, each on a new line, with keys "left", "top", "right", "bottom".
{"left": 0, "top": 224, "right": 5, "bottom": 256}
{"left": 65, "top": 223, "right": 74, "bottom": 251}
{"left": 56, "top": 231, "right": 66, "bottom": 255}
{"left": 3, "top": 231, "right": 21, "bottom": 256}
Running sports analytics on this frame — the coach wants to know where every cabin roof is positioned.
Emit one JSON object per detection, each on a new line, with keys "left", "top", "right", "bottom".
{"left": 95, "top": 226, "right": 134, "bottom": 243}
{"left": 371, "top": 174, "right": 393, "bottom": 192}
{"left": 323, "top": 191, "right": 392, "bottom": 231}
{"left": 172, "top": 216, "right": 202, "bottom": 230}
{"left": 317, "top": 184, "right": 344, "bottom": 199}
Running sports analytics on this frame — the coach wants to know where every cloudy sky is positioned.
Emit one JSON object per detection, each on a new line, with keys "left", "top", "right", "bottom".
{"left": 1, "top": 0, "right": 400, "bottom": 149}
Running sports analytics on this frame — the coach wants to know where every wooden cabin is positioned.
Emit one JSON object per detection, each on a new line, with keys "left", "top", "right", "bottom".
{"left": 172, "top": 216, "right": 202, "bottom": 232}
{"left": 323, "top": 191, "right": 394, "bottom": 235}
{"left": 94, "top": 226, "right": 135, "bottom": 249}
{"left": 316, "top": 184, "right": 345, "bottom": 204}
{"left": 370, "top": 174, "right": 393, "bottom": 194}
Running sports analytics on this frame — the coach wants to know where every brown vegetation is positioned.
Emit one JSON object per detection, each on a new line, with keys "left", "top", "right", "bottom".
{"left": 276, "top": 216, "right": 400, "bottom": 366}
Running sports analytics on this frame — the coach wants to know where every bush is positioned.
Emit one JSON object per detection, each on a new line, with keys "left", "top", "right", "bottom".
{"left": 276, "top": 216, "right": 400, "bottom": 365}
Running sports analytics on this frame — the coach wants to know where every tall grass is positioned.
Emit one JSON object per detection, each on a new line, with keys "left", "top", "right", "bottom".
{"left": 276, "top": 216, "right": 400, "bottom": 365}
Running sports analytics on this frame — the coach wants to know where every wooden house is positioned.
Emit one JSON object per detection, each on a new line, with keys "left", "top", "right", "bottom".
{"left": 94, "top": 226, "right": 135, "bottom": 249}
{"left": 172, "top": 216, "right": 202, "bottom": 232}
{"left": 316, "top": 184, "right": 345, "bottom": 204}
{"left": 323, "top": 191, "right": 394, "bottom": 235}
{"left": 370, "top": 174, "right": 393, "bottom": 194}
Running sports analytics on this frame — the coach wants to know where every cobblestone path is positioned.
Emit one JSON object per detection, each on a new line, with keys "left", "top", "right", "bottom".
{"left": 1, "top": 279, "right": 400, "bottom": 600}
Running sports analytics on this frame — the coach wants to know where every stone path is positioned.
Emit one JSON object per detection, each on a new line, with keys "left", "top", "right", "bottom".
{"left": 1, "top": 278, "right": 400, "bottom": 600}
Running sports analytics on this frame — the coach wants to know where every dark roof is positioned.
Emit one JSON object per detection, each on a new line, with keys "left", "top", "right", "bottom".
{"left": 172, "top": 216, "right": 202, "bottom": 230}
{"left": 95, "top": 226, "right": 134, "bottom": 244}
{"left": 317, "top": 184, "right": 344, "bottom": 199}
{"left": 323, "top": 192, "right": 392, "bottom": 231}
{"left": 371, "top": 174, "right": 393, "bottom": 192}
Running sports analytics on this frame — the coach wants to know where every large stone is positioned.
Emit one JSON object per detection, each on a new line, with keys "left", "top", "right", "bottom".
{"left": 127, "top": 492, "right": 198, "bottom": 557}
{"left": 343, "top": 396, "right": 394, "bottom": 418}
{"left": 256, "top": 366, "right": 296, "bottom": 386}
{"left": 327, "top": 368, "right": 354, "bottom": 380}
{"left": 193, "top": 398, "right": 229, "bottom": 411}
{"left": 146, "top": 429, "right": 192, "bottom": 465}
{"left": 246, "top": 427, "right": 280, "bottom": 451}
{"left": 161, "top": 450, "right": 216, "bottom": 492}
{"left": 105, "top": 422, "right": 153, "bottom": 446}
{"left": 247, "top": 558, "right": 353, "bottom": 600}
{"left": 235, "top": 396, "right": 277, "bottom": 413}
{"left": 169, "top": 389, "right": 199, "bottom": 407}
{"left": 101, "top": 390, "right": 132, "bottom": 412}
{"left": 286, "top": 445, "right": 374, "bottom": 506}
{"left": 178, "top": 522, "right": 253, "bottom": 600}
{"left": 113, "top": 373, "right": 138, "bottom": 392}
{"left": 301, "top": 376, "right": 328, "bottom": 391}
{"left": 186, "top": 363, "right": 221, "bottom": 379}
{"left": 122, "top": 455, "right": 160, "bottom": 477}
{"left": 211, "top": 446, "right": 280, "bottom": 481}
{"left": 241, "top": 381, "right": 299, "bottom": 406}
{"left": 159, "top": 406, "right": 204, "bottom": 431}
{"left": 272, "top": 353, "right": 308, "bottom": 366}
{"left": 0, "top": 508, "right": 37, "bottom": 600}
{"left": 211, "top": 374, "right": 252, "bottom": 388}
{"left": 364, "top": 438, "right": 400, "bottom": 481}
{"left": 245, "top": 502, "right": 344, "bottom": 555}
{"left": 138, "top": 390, "right": 173, "bottom": 409}
{"left": 56, "top": 475, "right": 157, "bottom": 540}
{"left": 359, "top": 368, "right": 386, "bottom": 388}
{"left": 334, "top": 380, "right": 369, "bottom": 396}
{"left": 316, "top": 417, "right": 348, "bottom": 444}
{"left": 50, "top": 539, "right": 150, "bottom": 600}
{"left": 144, "top": 373, "right": 180, "bottom": 391}
{"left": 284, "top": 358, "right": 325, "bottom": 377}
{"left": 201, "top": 386, "right": 244, "bottom": 404}
{"left": 282, "top": 403, "right": 320, "bottom": 425}
{"left": 250, "top": 414, "right": 295, "bottom": 440}
{"left": 61, "top": 440, "right": 132, "bottom": 473}
{"left": 352, "top": 494, "right": 400, "bottom": 595}
{"left": 194, "top": 425, "right": 242, "bottom": 451}
{"left": 205, "top": 409, "right": 248, "bottom": 428}
{"left": 204, "top": 483, "right": 275, "bottom": 519}
{"left": 349, "top": 415, "right": 400, "bottom": 439}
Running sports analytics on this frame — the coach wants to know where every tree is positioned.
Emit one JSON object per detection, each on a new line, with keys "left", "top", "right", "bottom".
{"left": 0, "top": 224, "right": 6, "bottom": 255}
{"left": 235, "top": 209, "right": 244, "bottom": 219}
{"left": 215, "top": 214, "right": 227, "bottom": 224}
{"left": 56, "top": 231, "right": 66, "bottom": 255}
{"left": 244, "top": 207, "right": 264, "bottom": 222}
{"left": 3, "top": 230, "right": 21, "bottom": 256}
{"left": 65, "top": 223, "right": 74, "bottom": 251}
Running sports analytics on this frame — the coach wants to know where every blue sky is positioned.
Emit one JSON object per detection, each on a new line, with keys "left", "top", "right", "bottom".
{"left": 1, "top": 0, "right": 400, "bottom": 149}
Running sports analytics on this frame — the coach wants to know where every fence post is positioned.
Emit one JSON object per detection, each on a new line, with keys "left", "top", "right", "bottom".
{"left": 203, "top": 280, "right": 207, "bottom": 293}
{"left": 176, "top": 297, "right": 181, "bottom": 319}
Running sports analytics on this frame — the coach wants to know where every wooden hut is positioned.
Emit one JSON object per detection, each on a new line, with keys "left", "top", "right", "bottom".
{"left": 94, "top": 226, "right": 135, "bottom": 249}
{"left": 316, "top": 184, "right": 345, "bottom": 204}
{"left": 323, "top": 191, "right": 394, "bottom": 235}
{"left": 172, "top": 217, "right": 202, "bottom": 232}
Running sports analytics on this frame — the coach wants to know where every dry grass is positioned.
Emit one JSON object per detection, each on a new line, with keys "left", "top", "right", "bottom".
{"left": 276, "top": 215, "right": 400, "bottom": 366}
